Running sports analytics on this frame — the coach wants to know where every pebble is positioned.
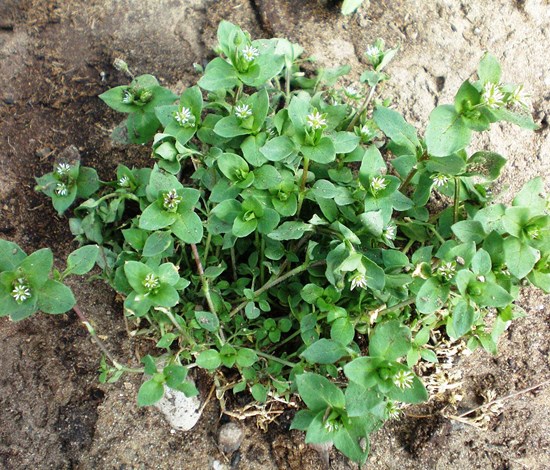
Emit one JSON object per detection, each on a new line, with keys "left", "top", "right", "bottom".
{"left": 35, "top": 147, "right": 52, "bottom": 159}
{"left": 155, "top": 379, "right": 202, "bottom": 431}
{"left": 218, "top": 421, "right": 244, "bottom": 454}
{"left": 3, "top": 95, "right": 14, "bottom": 105}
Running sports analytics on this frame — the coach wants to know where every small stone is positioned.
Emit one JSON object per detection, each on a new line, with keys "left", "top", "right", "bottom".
{"left": 35, "top": 147, "right": 52, "bottom": 159}
{"left": 3, "top": 95, "right": 14, "bottom": 105}
{"left": 218, "top": 421, "right": 244, "bottom": 454}
{"left": 155, "top": 379, "right": 202, "bottom": 431}
{"left": 473, "top": 27, "right": 481, "bottom": 35}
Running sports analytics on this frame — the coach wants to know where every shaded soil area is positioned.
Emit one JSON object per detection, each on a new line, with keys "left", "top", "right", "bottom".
{"left": 0, "top": 0, "right": 549, "bottom": 468}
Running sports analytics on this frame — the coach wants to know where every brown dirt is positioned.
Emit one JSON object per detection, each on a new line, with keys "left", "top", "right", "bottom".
{"left": 0, "top": 0, "right": 549, "bottom": 469}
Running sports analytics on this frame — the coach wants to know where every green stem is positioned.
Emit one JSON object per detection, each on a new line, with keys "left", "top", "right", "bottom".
{"left": 429, "top": 226, "right": 446, "bottom": 245}
{"left": 229, "top": 260, "right": 326, "bottom": 317}
{"left": 255, "top": 350, "right": 297, "bottom": 368}
{"left": 230, "top": 246, "right": 237, "bottom": 282}
{"left": 266, "top": 329, "right": 301, "bottom": 354}
{"left": 163, "top": 308, "right": 195, "bottom": 346}
{"left": 346, "top": 84, "right": 377, "bottom": 132}
{"left": 401, "top": 238, "right": 415, "bottom": 254}
{"left": 285, "top": 64, "right": 291, "bottom": 105}
{"left": 260, "top": 234, "right": 266, "bottom": 286}
{"left": 296, "top": 156, "right": 310, "bottom": 217}
{"left": 203, "top": 232, "right": 212, "bottom": 262}
{"left": 190, "top": 243, "right": 225, "bottom": 342}
{"left": 453, "top": 177, "right": 461, "bottom": 223}
{"left": 73, "top": 305, "right": 141, "bottom": 372}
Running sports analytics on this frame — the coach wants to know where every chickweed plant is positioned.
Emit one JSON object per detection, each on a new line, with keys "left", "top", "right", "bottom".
{"left": 1, "top": 21, "right": 548, "bottom": 464}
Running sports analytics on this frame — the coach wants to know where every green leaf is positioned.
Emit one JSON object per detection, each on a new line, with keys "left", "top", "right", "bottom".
{"left": 451, "top": 220, "right": 486, "bottom": 243}
{"left": 450, "top": 300, "right": 475, "bottom": 338}
{"left": 66, "top": 245, "right": 99, "bottom": 275}
{"left": 127, "top": 111, "right": 161, "bottom": 144}
{"left": 171, "top": 212, "right": 204, "bottom": 244}
{"left": 301, "top": 137, "right": 336, "bottom": 164}
{"left": 195, "top": 310, "right": 220, "bottom": 332}
{"left": 359, "top": 145, "right": 386, "bottom": 186}
{"left": 36, "top": 279, "right": 76, "bottom": 314}
{"left": 0, "top": 240, "right": 26, "bottom": 271}
{"left": 312, "top": 179, "right": 338, "bottom": 199}
{"left": 425, "top": 105, "right": 472, "bottom": 157}
{"left": 295, "top": 373, "right": 345, "bottom": 411}
{"left": 478, "top": 52, "right": 501, "bottom": 84}
{"left": 217, "top": 152, "right": 250, "bottom": 183}
{"left": 236, "top": 348, "right": 258, "bottom": 367}
{"left": 333, "top": 424, "right": 370, "bottom": 465}
{"left": 142, "top": 231, "right": 173, "bottom": 257}
{"left": 196, "top": 349, "right": 222, "bottom": 370}
{"left": 359, "top": 211, "right": 384, "bottom": 237}
{"left": 369, "top": 320, "right": 411, "bottom": 360}
{"left": 253, "top": 165, "right": 282, "bottom": 190}
{"left": 373, "top": 106, "right": 420, "bottom": 153}
{"left": 124, "top": 261, "right": 151, "bottom": 293}
{"left": 471, "top": 249, "right": 492, "bottom": 275}
{"left": 214, "top": 115, "right": 251, "bottom": 138}
{"left": 387, "top": 375, "right": 428, "bottom": 403}
{"left": 140, "top": 203, "right": 178, "bottom": 230}
{"left": 331, "top": 131, "right": 360, "bottom": 154}
{"left": 268, "top": 221, "right": 312, "bottom": 241}
{"left": 416, "top": 277, "right": 450, "bottom": 314}
{"left": 137, "top": 379, "right": 164, "bottom": 406}
{"left": 344, "top": 357, "right": 382, "bottom": 389}
{"left": 19, "top": 249, "right": 53, "bottom": 288}
{"left": 345, "top": 382, "right": 384, "bottom": 417}
{"left": 489, "top": 108, "right": 537, "bottom": 130}
{"left": 259, "top": 136, "right": 296, "bottom": 161}
{"left": 301, "top": 339, "right": 349, "bottom": 364}
{"left": 503, "top": 237, "right": 540, "bottom": 279}
{"left": 466, "top": 151, "right": 506, "bottom": 181}
{"left": 147, "top": 284, "right": 179, "bottom": 307}
{"left": 76, "top": 167, "right": 100, "bottom": 198}
{"left": 250, "top": 383, "right": 268, "bottom": 402}
{"left": 330, "top": 317, "right": 355, "bottom": 346}
{"left": 198, "top": 57, "right": 240, "bottom": 91}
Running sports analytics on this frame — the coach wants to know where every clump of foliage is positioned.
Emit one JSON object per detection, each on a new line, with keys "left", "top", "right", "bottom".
{"left": 1, "top": 20, "right": 547, "bottom": 464}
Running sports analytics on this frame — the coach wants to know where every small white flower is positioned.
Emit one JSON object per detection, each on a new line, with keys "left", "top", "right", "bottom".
{"left": 350, "top": 272, "right": 368, "bottom": 291}
{"left": 55, "top": 182, "right": 69, "bottom": 197}
{"left": 481, "top": 82, "right": 505, "bottom": 109}
{"left": 385, "top": 401, "right": 401, "bottom": 420}
{"left": 55, "top": 163, "right": 71, "bottom": 175}
{"left": 508, "top": 84, "right": 530, "bottom": 108}
{"left": 437, "top": 261, "right": 457, "bottom": 280}
{"left": 306, "top": 110, "right": 327, "bottom": 130}
{"left": 365, "top": 45, "right": 381, "bottom": 58}
{"left": 122, "top": 90, "right": 134, "bottom": 104}
{"left": 393, "top": 370, "right": 415, "bottom": 390}
{"left": 12, "top": 279, "right": 31, "bottom": 303}
{"left": 142, "top": 273, "right": 160, "bottom": 291}
{"left": 360, "top": 124, "right": 373, "bottom": 136}
{"left": 323, "top": 420, "right": 340, "bottom": 433}
{"left": 383, "top": 223, "right": 397, "bottom": 241}
{"left": 528, "top": 227, "right": 540, "bottom": 240}
{"left": 118, "top": 176, "right": 130, "bottom": 187}
{"left": 163, "top": 189, "right": 182, "bottom": 211}
{"left": 241, "top": 45, "right": 259, "bottom": 62}
{"left": 344, "top": 86, "right": 361, "bottom": 100}
{"left": 235, "top": 103, "right": 253, "bottom": 119}
{"left": 432, "top": 174, "right": 450, "bottom": 188}
{"left": 174, "top": 107, "right": 193, "bottom": 126}
{"left": 370, "top": 176, "right": 387, "bottom": 192}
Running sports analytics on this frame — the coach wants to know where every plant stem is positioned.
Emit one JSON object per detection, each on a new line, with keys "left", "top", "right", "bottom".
{"left": 296, "top": 156, "right": 310, "bottom": 217}
{"left": 163, "top": 308, "right": 194, "bottom": 346}
{"left": 266, "top": 329, "right": 301, "bottom": 354}
{"left": 346, "top": 84, "right": 377, "bottom": 132}
{"left": 453, "top": 177, "right": 461, "bottom": 223}
{"left": 229, "top": 260, "right": 326, "bottom": 317}
{"left": 73, "top": 305, "right": 141, "bottom": 373}
{"left": 190, "top": 243, "right": 225, "bottom": 342}
{"left": 429, "top": 226, "right": 446, "bottom": 245}
{"left": 230, "top": 246, "right": 237, "bottom": 281}
{"left": 285, "top": 64, "right": 291, "bottom": 105}
{"left": 255, "top": 350, "right": 297, "bottom": 368}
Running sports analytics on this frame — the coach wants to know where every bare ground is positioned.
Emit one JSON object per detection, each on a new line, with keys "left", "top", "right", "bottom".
{"left": 0, "top": 0, "right": 549, "bottom": 468}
